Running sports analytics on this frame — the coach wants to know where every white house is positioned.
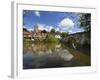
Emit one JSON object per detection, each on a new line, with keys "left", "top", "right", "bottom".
{"left": 55, "top": 35, "right": 61, "bottom": 39}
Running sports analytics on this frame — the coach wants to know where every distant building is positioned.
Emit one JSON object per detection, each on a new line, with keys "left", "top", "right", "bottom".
{"left": 23, "top": 28, "right": 32, "bottom": 39}
{"left": 55, "top": 34, "right": 61, "bottom": 39}
{"left": 34, "top": 25, "right": 39, "bottom": 33}
{"left": 23, "top": 25, "right": 62, "bottom": 41}
{"left": 32, "top": 25, "right": 48, "bottom": 41}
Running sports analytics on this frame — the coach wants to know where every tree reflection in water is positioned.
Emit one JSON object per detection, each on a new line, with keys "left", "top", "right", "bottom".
{"left": 23, "top": 42, "right": 89, "bottom": 69}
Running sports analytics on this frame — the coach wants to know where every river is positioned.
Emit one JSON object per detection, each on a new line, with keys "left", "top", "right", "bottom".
{"left": 23, "top": 42, "right": 90, "bottom": 69}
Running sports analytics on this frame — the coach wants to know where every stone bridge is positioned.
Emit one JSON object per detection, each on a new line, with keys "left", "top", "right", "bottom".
{"left": 61, "top": 31, "right": 90, "bottom": 46}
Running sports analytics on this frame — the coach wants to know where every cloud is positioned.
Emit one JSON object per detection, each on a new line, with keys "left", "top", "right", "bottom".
{"left": 37, "top": 24, "right": 45, "bottom": 30}
{"left": 23, "top": 26, "right": 26, "bottom": 28}
{"left": 46, "top": 26, "right": 53, "bottom": 32}
{"left": 58, "top": 18, "right": 74, "bottom": 28}
{"left": 68, "top": 30, "right": 73, "bottom": 33}
{"left": 55, "top": 28, "right": 60, "bottom": 32}
{"left": 37, "top": 24, "right": 53, "bottom": 32}
{"left": 28, "top": 28, "right": 34, "bottom": 31}
{"left": 34, "top": 11, "right": 40, "bottom": 16}
{"left": 68, "top": 30, "right": 76, "bottom": 34}
{"left": 68, "top": 28, "right": 85, "bottom": 34}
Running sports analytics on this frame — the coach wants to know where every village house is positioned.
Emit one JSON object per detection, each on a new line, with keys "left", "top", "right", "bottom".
{"left": 23, "top": 28, "right": 32, "bottom": 39}
{"left": 32, "top": 26, "right": 48, "bottom": 41}
{"left": 23, "top": 25, "right": 62, "bottom": 41}
{"left": 55, "top": 34, "right": 61, "bottom": 39}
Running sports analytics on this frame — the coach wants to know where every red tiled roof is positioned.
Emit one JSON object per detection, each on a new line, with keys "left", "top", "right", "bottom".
{"left": 23, "top": 31, "right": 32, "bottom": 35}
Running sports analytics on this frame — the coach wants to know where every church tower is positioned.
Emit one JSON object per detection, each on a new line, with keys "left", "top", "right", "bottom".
{"left": 34, "top": 25, "right": 39, "bottom": 33}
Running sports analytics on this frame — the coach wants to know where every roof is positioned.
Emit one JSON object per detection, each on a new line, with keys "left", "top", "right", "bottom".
{"left": 23, "top": 31, "right": 32, "bottom": 35}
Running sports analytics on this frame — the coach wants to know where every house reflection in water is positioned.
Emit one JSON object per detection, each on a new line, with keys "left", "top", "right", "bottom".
{"left": 23, "top": 42, "right": 76, "bottom": 69}
{"left": 23, "top": 25, "right": 90, "bottom": 69}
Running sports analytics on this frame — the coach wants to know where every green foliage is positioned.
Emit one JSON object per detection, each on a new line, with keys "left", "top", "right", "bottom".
{"left": 23, "top": 28, "right": 28, "bottom": 32}
{"left": 79, "top": 14, "right": 91, "bottom": 31}
{"left": 67, "top": 37, "right": 77, "bottom": 47}
{"left": 44, "top": 34, "right": 60, "bottom": 43}
{"left": 45, "top": 43, "right": 58, "bottom": 50}
{"left": 23, "top": 39, "right": 32, "bottom": 44}
{"left": 68, "top": 37, "right": 76, "bottom": 44}
{"left": 61, "top": 32, "right": 69, "bottom": 38}
{"left": 56, "top": 31, "right": 60, "bottom": 34}
{"left": 50, "top": 29, "right": 55, "bottom": 33}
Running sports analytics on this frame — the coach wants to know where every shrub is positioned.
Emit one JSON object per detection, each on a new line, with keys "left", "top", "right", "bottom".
{"left": 50, "top": 29, "right": 55, "bottom": 33}
{"left": 61, "top": 32, "right": 69, "bottom": 38}
{"left": 23, "top": 38, "right": 32, "bottom": 44}
{"left": 44, "top": 34, "right": 60, "bottom": 43}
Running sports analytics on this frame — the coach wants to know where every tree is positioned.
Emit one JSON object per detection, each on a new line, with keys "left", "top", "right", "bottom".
{"left": 23, "top": 28, "right": 28, "bottom": 32}
{"left": 79, "top": 13, "right": 91, "bottom": 31}
{"left": 41, "top": 30, "right": 47, "bottom": 33}
{"left": 50, "top": 29, "right": 55, "bottom": 33}
{"left": 45, "top": 34, "right": 59, "bottom": 43}
{"left": 61, "top": 32, "right": 69, "bottom": 38}
{"left": 56, "top": 31, "right": 60, "bottom": 34}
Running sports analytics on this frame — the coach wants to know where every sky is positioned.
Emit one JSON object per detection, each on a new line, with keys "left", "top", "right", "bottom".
{"left": 23, "top": 10, "right": 85, "bottom": 34}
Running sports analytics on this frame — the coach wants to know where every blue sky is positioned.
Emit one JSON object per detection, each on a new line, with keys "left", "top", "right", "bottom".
{"left": 23, "top": 10, "right": 85, "bottom": 34}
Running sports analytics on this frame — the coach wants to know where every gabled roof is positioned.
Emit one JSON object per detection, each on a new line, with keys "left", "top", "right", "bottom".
{"left": 23, "top": 31, "right": 32, "bottom": 35}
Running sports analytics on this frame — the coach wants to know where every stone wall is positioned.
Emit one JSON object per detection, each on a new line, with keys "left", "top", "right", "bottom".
{"left": 61, "top": 31, "right": 90, "bottom": 45}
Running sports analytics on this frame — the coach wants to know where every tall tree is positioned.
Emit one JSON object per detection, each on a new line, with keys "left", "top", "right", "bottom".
{"left": 23, "top": 28, "right": 28, "bottom": 32}
{"left": 79, "top": 13, "right": 91, "bottom": 31}
{"left": 61, "top": 32, "right": 69, "bottom": 38}
{"left": 50, "top": 29, "right": 55, "bottom": 33}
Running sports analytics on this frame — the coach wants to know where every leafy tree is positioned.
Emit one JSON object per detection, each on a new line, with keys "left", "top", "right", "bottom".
{"left": 41, "top": 30, "right": 47, "bottom": 33}
{"left": 79, "top": 13, "right": 91, "bottom": 31}
{"left": 50, "top": 29, "right": 55, "bottom": 33}
{"left": 67, "top": 37, "right": 78, "bottom": 49}
{"left": 23, "top": 28, "right": 28, "bottom": 32}
{"left": 45, "top": 34, "right": 59, "bottom": 43}
{"left": 56, "top": 31, "right": 60, "bottom": 34}
{"left": 61, "top": 32, "right": 69, "bottom": 38}
{"left": 67, "top": 37, "right": 76, "bottom": 44}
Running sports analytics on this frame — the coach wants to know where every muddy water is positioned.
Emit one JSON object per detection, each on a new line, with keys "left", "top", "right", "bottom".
{"left": 23, "top": 42, "right": 90, "bottom": 69}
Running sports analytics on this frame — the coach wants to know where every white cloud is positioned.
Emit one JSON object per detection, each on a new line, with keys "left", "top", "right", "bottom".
{"left": 76, "top": 29, "right": 84, "bottom": 33}
{"left": 37, "top": 24, "right": 53, "bottom": 32}
{"left": 28, "top": 28, "right": 34, "bottom": 32}
{"left": 34, "top": 11, "right": 40, "bottom": 17}
{"left": 23, "top": 26, "right": 26, "bottom": 28}
{"left": 55, "top": 28, "right": 60, "bottom": 32}
{"left": 68, "top": 29, "right": 85, "bottom": 34}
{"left": 58, "top": 18, "right": 74, "bottom": 28}
{"left": 68, "top": 30, "right": 75, "bottom": 34}
{"left": 37, "top": 24, "right": 45, "bottom": 30}
{"left": 68, "top": 30, "right": 73, "bottom": 33}
{"left": 46, "top": 26, "right": 53, "bottom": 32}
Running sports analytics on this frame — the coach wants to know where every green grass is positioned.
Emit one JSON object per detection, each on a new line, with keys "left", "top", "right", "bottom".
{"left": 23, "top": 38, "right": 32, "bottom": 44}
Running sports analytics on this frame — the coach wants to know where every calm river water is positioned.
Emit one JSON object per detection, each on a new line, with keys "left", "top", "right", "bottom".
{"left": 23, "top": 42, "right": 90, "bottom": 69}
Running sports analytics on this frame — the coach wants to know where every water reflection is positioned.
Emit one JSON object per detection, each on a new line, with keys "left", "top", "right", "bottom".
{"left": 23, "top": 42, "right": 87, "bottom": 69}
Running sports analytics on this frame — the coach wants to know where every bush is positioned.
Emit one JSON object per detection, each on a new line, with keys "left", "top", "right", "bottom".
{"left": 67, "top": 37, "right": 77, "bottom": 48}
{"left": 61, "top": 32, "right": 69, "bottom": 38}
{"left": 23, "top": 38, "right": 32, "bottom": 44}
{"left": 44, "top": 34, "right": 60, "bottom": 43}
{"left": 50, "top": 29, "right": 55, "bottom": 33}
